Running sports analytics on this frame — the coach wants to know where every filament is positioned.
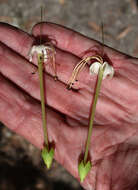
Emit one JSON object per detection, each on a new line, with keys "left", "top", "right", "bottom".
{"left": 67, "top": 55, "right": 103, "bottom": 89}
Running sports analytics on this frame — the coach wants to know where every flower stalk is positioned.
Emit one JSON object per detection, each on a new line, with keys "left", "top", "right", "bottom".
{"left": 67, "top": 54, "right": 114, "bottom": 182}
{"left": 38, "top": 54, "right": 49, "bottom": 147}
{"left": 38, "top": 7, "right": 54, "bottom": 169}
{"left": 37, "top": 53, "right": 54, "bottom": 169}
{"left": 83, "top": 65, "right": 104, "bottom": 164}
{"left": 78, "top": 61, "right": 105, "bottom": 183}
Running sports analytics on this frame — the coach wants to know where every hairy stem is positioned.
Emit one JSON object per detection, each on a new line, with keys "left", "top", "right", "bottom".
{"left": 84, "top": 66, "right": 104, "bottom": 163}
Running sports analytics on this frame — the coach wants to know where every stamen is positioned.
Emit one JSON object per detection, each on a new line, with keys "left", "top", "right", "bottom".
{"left": 67, "top": 55, "right": 103, "bottom": 89}
{"left": 45, "top": 44, "right": 57, "bottom": 80}
{"left": 29, "top": 43, "right": 57, "bottom": 80}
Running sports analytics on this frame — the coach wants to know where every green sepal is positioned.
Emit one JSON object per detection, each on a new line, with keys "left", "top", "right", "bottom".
{"left": 41, "top": 146, "right": 54, "bottom": 169}
{"left": 78, "top": 160, "right": 92, "bottom": 182}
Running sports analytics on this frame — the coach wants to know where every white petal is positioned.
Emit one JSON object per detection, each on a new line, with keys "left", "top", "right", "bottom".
{"left": 102, "top": 62, "right": 114, "bottom": 79}
{"left": 28, "top": 45, "right": 49, "bottom": 62}
{"left": 43, "top": 49, "right": 48, "bottom": 61}
{"left": 89, "top": 61, "right": 114, "bottom": 79}
{"left": 29, "top": 56, "right": 32, "bottom": 62}
{"left": 89, "top": 62, "right": 101, "bottom": 75}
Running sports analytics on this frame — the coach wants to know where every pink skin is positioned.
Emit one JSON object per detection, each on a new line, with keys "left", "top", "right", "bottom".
{"left": 0, "top": 22, "right": 138, "bottom": 190}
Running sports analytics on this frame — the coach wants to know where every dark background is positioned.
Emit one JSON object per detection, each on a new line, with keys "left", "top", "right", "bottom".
{"left": 0, "top": 0, "right": 138, "bottom": 189}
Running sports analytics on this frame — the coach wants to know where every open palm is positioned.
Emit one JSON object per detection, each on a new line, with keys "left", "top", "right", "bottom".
{"left": 0, "top": 22, "right": 138, "bottom": 190}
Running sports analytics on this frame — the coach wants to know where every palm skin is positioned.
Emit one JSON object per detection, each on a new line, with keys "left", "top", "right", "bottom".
{"left": 0, "top": 22, "right": 138, "bottom": 190}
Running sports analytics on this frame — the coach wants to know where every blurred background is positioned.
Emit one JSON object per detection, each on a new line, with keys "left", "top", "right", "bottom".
{"left": 0, "top": 0, "right": 138, "bottom": 190}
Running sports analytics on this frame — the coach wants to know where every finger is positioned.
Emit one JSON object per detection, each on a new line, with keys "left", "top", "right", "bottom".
{"left": 0, "top": 23, "right": 95, "bottom": 90}
{"left": 32, "top": 22, "right": 100, "bottom": 57}
{"left": 32, "top": 23, "right": 138, "bottom": 102}
{"left": 0, "top": 22, "right": 34, "bottom": 58}
{"left": 30, "top": 45, "right": 138, "bottom": 127}
{"left": 32, "top": 22, "right": 131, "bottom": 67}
{"left": 0, "top": 42, "right": 91, "bottom": 124}
{"left": 1, "top": 42, "right": 137, "bottom": 127}
{"left": 0, "top": 22, "right": 86, "bottom": 87}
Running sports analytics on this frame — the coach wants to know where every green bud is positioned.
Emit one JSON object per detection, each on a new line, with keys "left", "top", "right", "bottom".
{"left": 78, "top": 160, "right": 92, "bottom": 182}
{"left": 41, "top": 147, "right": 54, "bottom": 169}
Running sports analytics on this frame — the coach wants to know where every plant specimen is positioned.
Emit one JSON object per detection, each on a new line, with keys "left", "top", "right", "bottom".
{"left": 29, "top": 44, "right": 57, "bottom": 80}
{"left": 29, "top": 7, "right": 57, "bottom": 169}
{"left": 67, "top": 26, "right": 114, "bottom": 182}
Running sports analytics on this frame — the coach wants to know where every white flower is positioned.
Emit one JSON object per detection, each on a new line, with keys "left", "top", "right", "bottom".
{"left": 29, "top": 45, "right": 54, "bottom": 62}
{"left": 89, "top": 61, "right": 114, "bottom": 79}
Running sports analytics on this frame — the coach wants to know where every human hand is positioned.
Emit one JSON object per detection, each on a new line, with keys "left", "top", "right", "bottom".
{"left": 0, "top": 22, "right": 138, "bottom": 190}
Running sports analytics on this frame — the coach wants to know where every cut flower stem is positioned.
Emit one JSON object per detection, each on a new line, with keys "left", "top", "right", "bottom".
{"left": 67, "top": 50, "right": 114, "bottom": 182}
{"left": 38, "top": 54, "right": 49, "bottom": 148}
{"left": 78, "top": 63, "right": 105, "bottom": 183}
{"left": 84, "top": 66, "right": 104, "bottom": 163}
{"left": 38, "top": 7, "right": 54, "bottom": 169}
{"left": 38, "top": 53, "right": 55, "bottom": 169}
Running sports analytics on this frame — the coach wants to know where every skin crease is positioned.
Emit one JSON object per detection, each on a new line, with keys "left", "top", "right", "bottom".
{"left": 0, "top": 22, "right": 138, "bottom": 190}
